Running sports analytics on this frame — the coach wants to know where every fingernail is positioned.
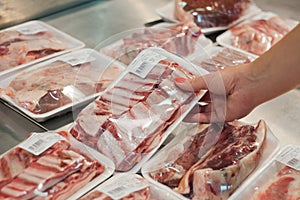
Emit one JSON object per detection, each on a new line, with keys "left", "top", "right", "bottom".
{"left": 174, "top": 77, "right": 186, "bottom": 83}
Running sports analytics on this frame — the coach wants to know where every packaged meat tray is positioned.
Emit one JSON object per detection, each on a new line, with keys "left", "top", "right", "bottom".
{"left": 98, "top": 24, "right": 212, "bottom": 66}
{"left": 0, "top": 130, "right": 115, "bottom": 200}
{"left": 69, "top": 47, "right": 208, "bottom": 173}
{"left": 79, "top": 173, "right": 182, "bottom": 200}
{"left": 229, "top": 144, "right": 300, "bottom": 200}
{"left": 0, "top": 48, "right": 125, "bottom": 122}
{"left": 141, "top": 119, "right": 280, "bottom": 200}
{"left": 190, "top": 45, "right": 256, "bottom": 72}
{"left": 216, "top": 12, "right": 299, "bottom": 57}
{"left": 155, "top": 0, "right": 261, "bottom": 34}
{"left": 0, "top": 20, "right": 85, "bottom": 77}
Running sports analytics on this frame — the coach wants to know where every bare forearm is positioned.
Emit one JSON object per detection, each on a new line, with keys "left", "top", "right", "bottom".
{"left": 243, "top": 24, "right": 300, "bottom": 106}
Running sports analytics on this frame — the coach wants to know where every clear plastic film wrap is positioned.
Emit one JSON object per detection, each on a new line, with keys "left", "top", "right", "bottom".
{"left": 0, "top": 48, "right": 124, "bottom": 121}
{"left": 174, "top": 0, "right": 252, "bottom": 29}
{"left": 230, "top": 145, "right": 300, "bottom": 200}
{"left": 69, "top": 47, "right": 208, "bottom": 172}
{"left": 98, "top": 24, "right": 212, "bottom": 66}
{"left": 0, "top": 131, "right": 115, "bottom": 200}
{"left": 0, "top": 20, "right": 84, "bottom": 76}
{"left": 79, "top": 173, "right": 182, "bottom": 200}
{"left": 142, "top": 120, "right": 271, "bottom": 200}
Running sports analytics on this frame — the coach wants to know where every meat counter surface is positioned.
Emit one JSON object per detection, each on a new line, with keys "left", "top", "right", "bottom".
{"left": 0, "top": 0, "right": 299, "bottom": 153}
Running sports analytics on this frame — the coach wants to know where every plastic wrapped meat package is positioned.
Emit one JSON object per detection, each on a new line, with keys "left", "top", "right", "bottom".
{"left": 141, "top": 120, "right": 280, "bottom": 200}
{"left": 0, "top": 131, "right": 115, "bottom": 200}
{"left": 230, "top": 145, "right": 300, "bottom": 200}
{"left": 69, "top": 47, "right": 208, "bottom": 172}
{"left": 0, "top": 48, "right": 125, "bottom": 122}
{"left": 155, "top": 0, "right": 261, "bottom": 34}
{"left": 190, "top": 45, "right": 255, "bottom": 72}
{"left": 98, "top": 23, "right": 212, "bottom": 66}
{"left": 79, "top": 173, "right": 183, "bottom": 200}
{"left": 217, "top": 12, "right": 299, "bottom": 56}
{"left": 0, "top": 20, "right": 85, "bottom": 76}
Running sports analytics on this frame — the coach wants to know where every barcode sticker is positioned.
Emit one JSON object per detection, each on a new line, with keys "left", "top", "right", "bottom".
{"left": 17, "top": 24, "right": 48, "bottom": 35}
{"left": 59, "top": 54, "right": 96, "bottom": 66}
{"left": 18, "top": 132, "right": 66, "bottom": 156}
{"left": 99, "top": 175, "right": 149, "bottom": 199}
{"left": 277, "top": 145, "right": 300, "bottom": 170}
{"left": 128, "top": 49, "right": 167, "bottom": 78}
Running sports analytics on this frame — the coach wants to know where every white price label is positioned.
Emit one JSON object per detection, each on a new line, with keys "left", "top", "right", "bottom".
{"left": 17, "top": 24, "right": 48, "bottom": 35}
{"left": 128, "top": 49, "right": 167, "bottom": 78}
{"left": 18, "top": 132, "right": 66, "bottom": 156}
{"left": 277, "top": 145, "right": 300, "bottom": 171}
{"left": 59, "top": 54, "right": 96, "bottom": 66}
{"left": 99, "top": 175, "right": 149, "bottom": 199}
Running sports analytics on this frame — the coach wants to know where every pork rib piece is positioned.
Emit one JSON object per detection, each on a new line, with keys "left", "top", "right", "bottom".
{"left": 150, "top": 120, "right": 266, "bottom": 199}
{"left": 252, "top": 166, "right": 300, "bottom": 200}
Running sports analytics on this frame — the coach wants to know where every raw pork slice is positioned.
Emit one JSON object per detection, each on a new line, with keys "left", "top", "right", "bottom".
{"left": 252, "top": 166, "right": 300, "bottom": 200}
{"left": 150, "top": 120, "right": 267, "bottom": 199}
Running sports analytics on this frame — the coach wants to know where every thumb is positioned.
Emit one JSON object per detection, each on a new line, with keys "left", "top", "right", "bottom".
{"left": 175, "top": 76, "right": 208, "bottom": 92}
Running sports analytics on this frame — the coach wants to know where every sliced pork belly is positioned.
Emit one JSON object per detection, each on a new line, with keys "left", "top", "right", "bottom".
{"left": 0, "top": 149, "right": 85, "bottom": 199}
{"left": 0, "top": 140, "right": 70, "bottom": 189}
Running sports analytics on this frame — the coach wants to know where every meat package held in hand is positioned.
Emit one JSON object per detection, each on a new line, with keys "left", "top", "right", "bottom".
{"left": 70, "top": 48, "right": 205, "bottom": 172}
{"left": 174, "top": 0, "right": 252, "bottom": 28}
{"left": 147, "top": 120, "right": 267, "bottom": 199}
{"left": 0, "top": 131, "right": 106, "bottom": 200}
{"left": 101, "top": 24, "right": 205, "bottom": 65}
{"left": 0, "top": 50, "right": 122, "bottom": 115}
{"left": 230, "top": 15, "right": 293, "bottom": 55}
{"left": 0, "top": 29, "right": 67, "bottom": 72}
{"left": 252, "top": 166, "right": 300, "bottom": 200}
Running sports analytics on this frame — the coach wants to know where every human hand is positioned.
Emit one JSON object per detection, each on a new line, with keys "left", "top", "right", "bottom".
{"left": 175, "top": 63, "right": 257, "bottom": 123}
